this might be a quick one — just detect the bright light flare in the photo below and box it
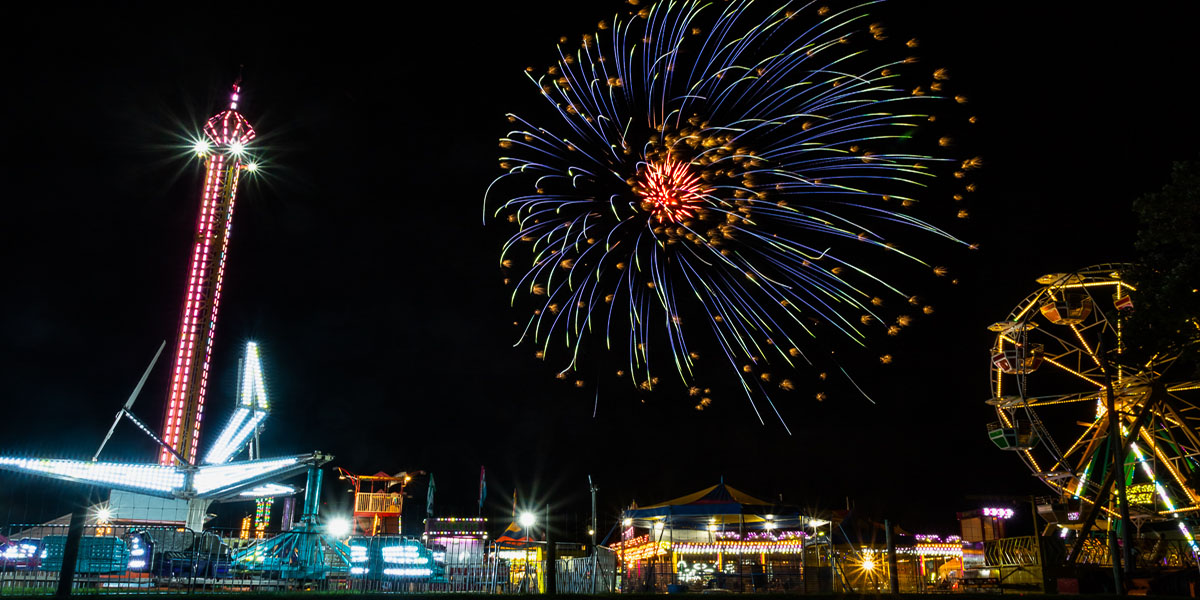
[518,512,536,528]
[193,140,211,156]
[230,141,245,155]
[90,504,113,525]
[244,161,258,173]
[862,558,876,571]
[327,516,352,538]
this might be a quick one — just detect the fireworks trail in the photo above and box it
[486,0,977,425]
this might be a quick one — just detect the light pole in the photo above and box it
[588,475,599,549]
[519,512,536,592]
[588,476,599,593]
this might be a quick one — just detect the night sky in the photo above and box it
[3,2,1199,538]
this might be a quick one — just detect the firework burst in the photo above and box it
[486,0,976,426]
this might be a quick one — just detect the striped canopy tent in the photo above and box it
[493,520,538,547]
[622,481,806,530]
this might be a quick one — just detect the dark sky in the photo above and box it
[2,2,1199,537]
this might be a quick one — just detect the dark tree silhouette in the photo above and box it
[1128,157,1200,373]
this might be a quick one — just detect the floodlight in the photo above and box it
[327,516,352,538]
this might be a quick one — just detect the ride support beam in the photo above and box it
[1158,389,1200,467]
[55,510,86,597]
[1066,389,1160,564]
[1105,370,1133,582]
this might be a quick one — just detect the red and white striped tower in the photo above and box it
[159,82,256,466]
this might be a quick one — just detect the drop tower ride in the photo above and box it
[160,82,256,466]
[0,79,331,533]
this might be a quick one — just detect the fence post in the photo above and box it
[545,503,557,594]
[55,510,86,597]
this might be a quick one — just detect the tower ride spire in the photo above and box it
[159,81,256,466]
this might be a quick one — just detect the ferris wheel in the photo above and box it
[986,263,1200,539]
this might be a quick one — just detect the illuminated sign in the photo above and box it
[1127,483,1156,506]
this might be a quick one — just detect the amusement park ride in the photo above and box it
[0,81,330,532]
[0,79,451,587]
[986,264,1200,565]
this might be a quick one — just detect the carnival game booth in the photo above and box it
[839,530,964,594]
[423,517,490,591]
[612,482,824,593]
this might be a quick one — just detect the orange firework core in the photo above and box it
[637,158,707,223]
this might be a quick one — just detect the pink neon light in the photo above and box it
[159,85,255,465]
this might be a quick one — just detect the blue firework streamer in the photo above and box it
[487,0,976,426]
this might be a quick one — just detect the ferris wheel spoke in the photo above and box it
[1053,419,1106,475]
[1011,288,1052,323]
[1143,353,1167,369]
[1160,506,1200,516]
[1070,440,1108,500]
[1160,395,1200,459]
[1021,394,1101,408]
[1157,403,1200,432]
[1065,416,1104,458]
[1045,474,1120,519]
[1025,406,1070,466]
[1068,324,1106,370]
[1024,449,1044,475]
[1125,427,1196,518]
[1027,329,1094,370]
[1041,354,1106,389]
[1139,427,1199,505]
[1167,382,1200,396]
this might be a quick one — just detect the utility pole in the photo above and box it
[589,475,598,549]
[545,503,557,594]
[589,475,598,593]
[885,519,899,594]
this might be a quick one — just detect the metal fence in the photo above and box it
[1,522,623,596]
[1,523,350,595]
[555,546,616,594]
